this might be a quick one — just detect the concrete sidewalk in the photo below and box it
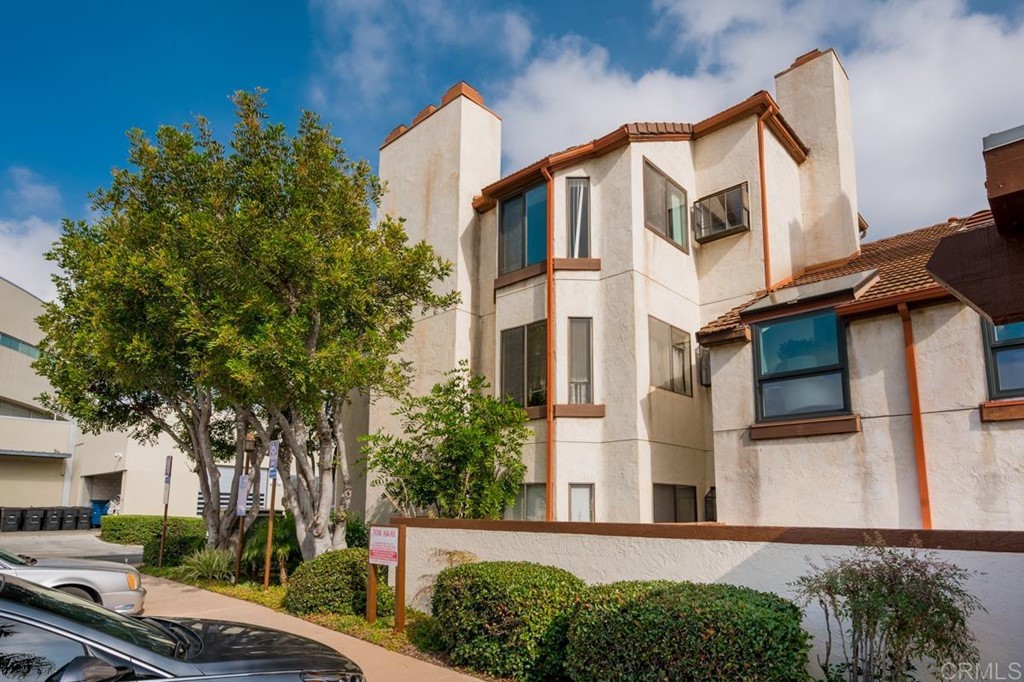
[142,576,481,681]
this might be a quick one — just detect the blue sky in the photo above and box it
[2,0,1023,299]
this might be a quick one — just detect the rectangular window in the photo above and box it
[566,177,590,258]
[653,484,697,523]
[499,184,548,275]
[500,321,547,407]
[643,160,688,252]
[0,331,40,359]
[693,183,750,243]
[753,309,850,421]
[507,483,547,521]
[648,317,692,396]
[569,484,594,522]
[983,320,1024,399]
[568,318,593,404]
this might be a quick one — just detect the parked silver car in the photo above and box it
[0,547,145,614]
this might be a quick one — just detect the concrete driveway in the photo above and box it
[0,529,142,564]
[144,576,481,681]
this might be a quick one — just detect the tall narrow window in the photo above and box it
[753,309,849,421]
[648,317,692,396]
[501,321,547,407]
[499,184,548,275]
[643,160,688,252]
[569,318,593,404]
[566,178,590,258]
[983,320,1024,399]
[569,484,594,522]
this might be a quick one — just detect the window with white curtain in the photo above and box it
[569,318,593,404]
[569,484,594,522]
[566,177,590,258]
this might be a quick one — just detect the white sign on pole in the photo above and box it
[236,474,249,517]
[268,440,280,481]
[162,456,172,505]
[368,526,399,567]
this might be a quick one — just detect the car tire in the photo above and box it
[58,586,97,602]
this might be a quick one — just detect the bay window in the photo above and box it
[643,160,688,252]
[753,309,850,421]
[499,184,547,275]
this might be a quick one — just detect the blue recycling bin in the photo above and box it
[90,499,110,528]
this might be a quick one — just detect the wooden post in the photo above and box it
[157,501,169,568]
[395,524,406,633]
[157,455,172,568]
[366,562,378,625]
[262,477,277,591]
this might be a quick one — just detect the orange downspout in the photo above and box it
[898,303,933,529]
[757,110,774,291]
[542,165,556,522]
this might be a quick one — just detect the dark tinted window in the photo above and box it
[984,321,1024,399]
[0,618,84,682]
[0,579,175,656]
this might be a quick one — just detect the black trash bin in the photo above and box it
[59,507,78,530]
[42,508,62,531]
[22,508,42,532]
[76,507,91,530]
[0,508,22,532]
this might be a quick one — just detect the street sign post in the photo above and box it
[367,525,405,631]
[234,472,249,584]
[262,440,281,591]
[157,456,172,567]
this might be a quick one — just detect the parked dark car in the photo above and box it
[0,573,364,681]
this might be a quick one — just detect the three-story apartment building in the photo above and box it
[365,48,1024,530]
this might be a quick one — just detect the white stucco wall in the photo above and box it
[402,524,1024,679]
[711,302,1024,530]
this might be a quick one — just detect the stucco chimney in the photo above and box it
[774,49,860,265]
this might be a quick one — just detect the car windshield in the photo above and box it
[0,576,176,656]
[0,548,30,566]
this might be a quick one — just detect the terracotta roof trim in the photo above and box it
[474,91,809,213]
[380,81,499,151]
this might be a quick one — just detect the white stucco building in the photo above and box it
[367,48,1024,530]
[0,276,203,520]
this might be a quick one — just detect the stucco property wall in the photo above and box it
[401,523,1024,677]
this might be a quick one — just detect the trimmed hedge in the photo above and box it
[282,548,393,617]
[142,532,206,567]
[564,580,811,682]
[100,515,206,545]
[432,561,586,681]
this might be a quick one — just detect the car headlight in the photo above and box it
[126,572,140,590]
[301,672,363,682]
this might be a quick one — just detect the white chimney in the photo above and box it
[775,49,860,265]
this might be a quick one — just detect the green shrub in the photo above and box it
[432,561,585,680]
[101,515,206,545]
[179,549,234,582]
[142,532,206,567]
[282,548,393,617]
[345,514,368,549]
[240,513,302,583]
[564,580,811,682]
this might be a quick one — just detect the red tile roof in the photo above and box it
[696,210,994,342]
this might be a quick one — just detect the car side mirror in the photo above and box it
[49,656,120,682]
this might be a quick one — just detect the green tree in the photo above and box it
[36,89,456,558]
[361,361,530,519]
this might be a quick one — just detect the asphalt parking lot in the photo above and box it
[0,529,142,564]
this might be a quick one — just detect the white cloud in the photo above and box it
[493,0,1024,238]
[310,0,533,108]
[3,166,62,217]
[0,216,62,301]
